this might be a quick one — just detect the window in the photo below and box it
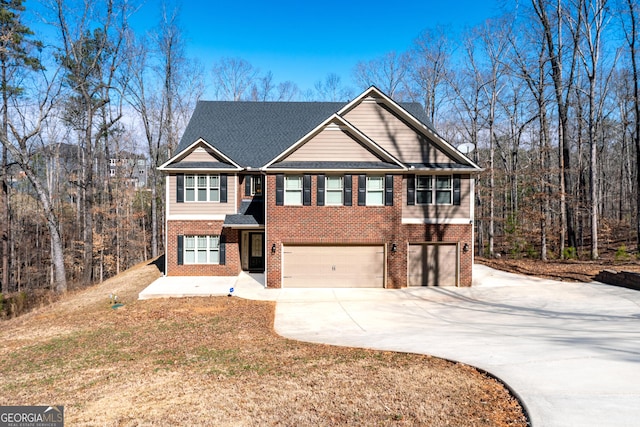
[435,175,452,204]
[285,175,303,205]
[366,176,384,205]
[184,235,220,264]
[326,176,343,205]
[109,169,116,177]
[184,174,220,202]
[109,158,116,166]
[415,175,452,205]
[252,175,263,196]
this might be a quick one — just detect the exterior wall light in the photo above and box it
[271,243,276,254]
[463,243,469,253]
[391,243,397,252]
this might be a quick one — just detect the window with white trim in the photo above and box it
[326,176,343,205]
[416,175,453,205]
[366,176,384,205]
[284,175,303,205]
[184,235,220,264]
[185,174,220,202]
[252,175,263,196]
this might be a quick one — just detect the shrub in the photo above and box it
[563,246,577,260]
[615,245,630,261]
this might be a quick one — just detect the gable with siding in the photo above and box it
[343,97,454,165]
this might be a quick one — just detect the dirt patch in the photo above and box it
[0,259,527,426]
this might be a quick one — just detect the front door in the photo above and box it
[248,232,264,271]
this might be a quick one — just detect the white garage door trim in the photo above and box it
[282,244,386,288]
[408,242,459,287]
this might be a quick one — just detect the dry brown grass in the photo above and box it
[0,259,527,426]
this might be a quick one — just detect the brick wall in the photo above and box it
[166,220,240,276]
[266,174,474,288]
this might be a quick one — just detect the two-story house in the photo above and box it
[158,86,481,288]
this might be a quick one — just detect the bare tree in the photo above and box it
[622,0,640,253]
[276,80,300,101]
[53,0,131,284]
[408,27,453,125]
[532,0,582,256]
[0,0,43,294]
[0,67,67,292]
[573,0,612,259]
[353,51,409,100]
[314,73,352,101]
[211,57,258,101]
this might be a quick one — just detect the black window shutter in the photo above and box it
[177,235,184,265]
[303,174,311,206]
[244,175,252,196]
[176,174,184,203]
[317,174,325,206]
[344,175,352,206]
[453,174,461,206]
[276,174,284,206]
[220,174,228,203]
[385,175,394,206]
[357,175,366,206]
[219,235,226,265]
[407,174,415,206]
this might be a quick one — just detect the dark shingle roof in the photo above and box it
[177,101,344,168]
[177,99,433,169]
[224,199,264,226]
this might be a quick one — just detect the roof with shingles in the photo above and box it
[176,100,433,169]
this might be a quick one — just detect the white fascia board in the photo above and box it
[167,214,227,221]
[160,167,242,173]
[402,218,473,225]
[339,86,482,171]
[158,138,242,171]
[265,168,405,174]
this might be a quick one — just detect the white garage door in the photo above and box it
[408,243,458,287]
[283,245,385,288]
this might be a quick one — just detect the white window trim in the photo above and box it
[185,174,221,203]
[184,235,220,264]
[366,176,384,206]
[284,175,303,206]
[325,175,344,206]
[416,175,453,206]
[251,175,263,196]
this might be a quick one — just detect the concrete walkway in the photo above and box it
[140,266,640,427]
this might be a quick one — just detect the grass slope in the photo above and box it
[0,260,526,426]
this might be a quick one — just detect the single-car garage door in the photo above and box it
[283,245,385,288]
[408,243,458,287]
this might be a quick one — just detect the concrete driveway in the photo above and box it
[273,265,640,427]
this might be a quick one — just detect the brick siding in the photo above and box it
[266,174,474,288]
[166,220,240,276]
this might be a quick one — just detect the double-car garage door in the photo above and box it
[282,243,459,288]
[282,245,385,288]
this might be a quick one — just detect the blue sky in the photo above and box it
[130,0,503,95]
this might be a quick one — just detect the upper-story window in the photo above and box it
[252,175,263,196]
[366,176,385,206]
[416,175,453,205]
[284,175,303,205]
[326,176,344,205]
[185,174,220,202]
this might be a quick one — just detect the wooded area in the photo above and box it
[0,0,639,302]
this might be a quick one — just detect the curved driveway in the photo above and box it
[273,265,640,427]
